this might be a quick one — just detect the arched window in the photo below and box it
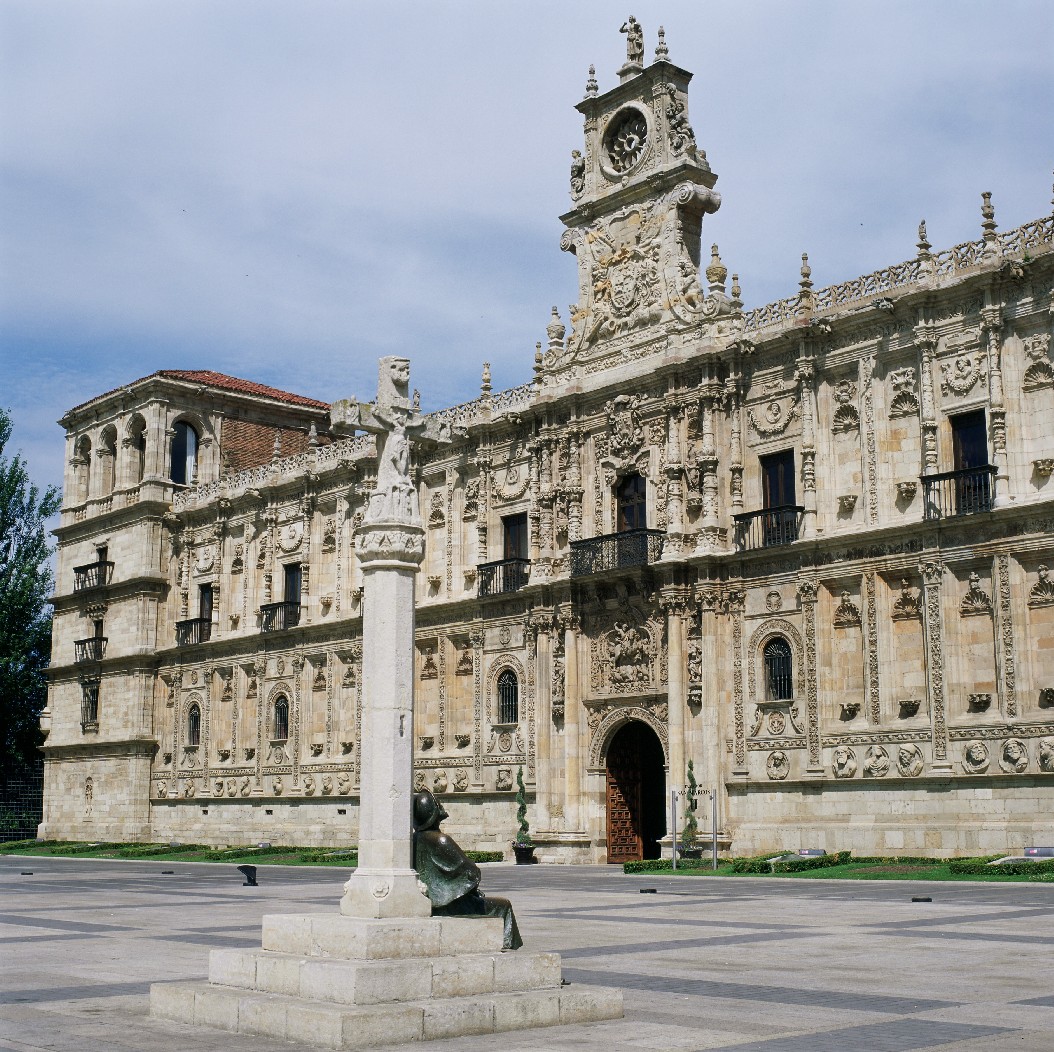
[763,637,793,700]
[273,695,289,741]
[616,472,647,532]
[170,421,199,486]
[497,670,519,724]
[128,415,147,483]
[74,435,92,503]
[100,426,117,494]
[186,703,201,746]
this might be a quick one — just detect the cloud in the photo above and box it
[2,0,1052,492]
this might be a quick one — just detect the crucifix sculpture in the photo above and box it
[330,356,451,917]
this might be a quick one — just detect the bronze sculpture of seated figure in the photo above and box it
[412,790,523,950]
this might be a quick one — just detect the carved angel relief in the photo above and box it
[1022,333,1053,391]
[888,368,920,417]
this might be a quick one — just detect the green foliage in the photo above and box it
[0,408,61,779]
[465,851,503,863]
[514,765,531,846]
[623,857,716,874]
[948,856,1054,876]
[771,850,851,873]
[681,759,699,849]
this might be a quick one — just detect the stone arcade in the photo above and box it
[42,20,1054,864]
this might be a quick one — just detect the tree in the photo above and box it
[0,408,60,787]
[681,758,699,851]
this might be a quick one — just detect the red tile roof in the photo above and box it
[155,370,330,409]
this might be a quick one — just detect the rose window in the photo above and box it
[605,110,648,173]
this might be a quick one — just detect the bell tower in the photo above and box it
[551,21,726,373]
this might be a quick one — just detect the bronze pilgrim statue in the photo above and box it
[412,790,523,950]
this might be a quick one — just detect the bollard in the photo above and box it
[237,864,258,887]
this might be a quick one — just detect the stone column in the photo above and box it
[561,611,584,833]
[661,592,688,798]
[798,580,823,778]
[339,515,431,918]
[915,325,939,474]
[982,304,1011,506]
[530,613,554,830]
[796,352,817,538]
[919,558,951,773]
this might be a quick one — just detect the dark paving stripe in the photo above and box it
[868,907,1054,930]
[1012,993,1054,1007]
[534,910,807,931]
[0,913,133,934]
[704,1018,1013,1051]
[563,967,960,1015]
[145,931,259,948]
[0,982,151,1005]
[559,928,816,960]
[879,927,1054,946]
[0,933,96,945]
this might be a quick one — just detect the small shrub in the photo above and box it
[948,856,1054,876]
[771,850,851,873]
[466,851,504,864]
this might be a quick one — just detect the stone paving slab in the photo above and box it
[2,855,1053,1050]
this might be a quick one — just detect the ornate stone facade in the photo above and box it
[41,22,1054,861]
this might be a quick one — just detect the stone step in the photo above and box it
[151,978,624,1049]
[209,947,562,1004]
[260,913,505,959]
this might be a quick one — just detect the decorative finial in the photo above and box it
[705,244,727,295]
[655,25,668,61]
[272,432,281,462]
[730,273,742,312]
[799,253,813,291]
[916,219,931,255]
[585,64,598,97]
[1050,169,1053,217]
[307,422,319,449]
[981,191,997,238]
[546,305,566,348]
[481,362,492,398]
[534,343,544,382]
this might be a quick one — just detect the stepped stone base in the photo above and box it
[150,913,622,1048]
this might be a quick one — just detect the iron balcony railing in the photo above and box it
[73,560,114,591]
[260,601,301,633]
[175,617,212,646]
[921,465,996,521]
[569,528,665,577]
[477,558,531,597]
[733,505,805,551]
[74,637,107,663]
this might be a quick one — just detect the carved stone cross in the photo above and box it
[329,357,452,918]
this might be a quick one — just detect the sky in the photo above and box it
[2,0,1052,496]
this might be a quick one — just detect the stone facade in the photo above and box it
[42,24,1054,861]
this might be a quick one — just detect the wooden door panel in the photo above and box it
[606,728,644,863]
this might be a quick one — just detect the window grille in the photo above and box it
[274,696,290,741]
[764,638,793,700]
[80,679,100,731]
[497,670,519,724]
[186,704,201,746]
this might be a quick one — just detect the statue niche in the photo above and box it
[590,616,661,695]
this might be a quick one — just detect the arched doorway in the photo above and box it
[605,720,666,864]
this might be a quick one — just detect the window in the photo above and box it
[283,563,302,604]
[764,638,793,700]
[199,584,214,623]
[273,696,290,741]
[186,703,201,746]
[170,421,199,485]
[497,669,519,724]
[502,513,529,560]
[80,679,100,730]
[951,410,988,470]
[760,450,796,508]
[100,427,117,494]
[616,472,647,532]
[75,436,92,503]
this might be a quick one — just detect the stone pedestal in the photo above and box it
[151,913,623,1048]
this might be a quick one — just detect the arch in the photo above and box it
[589,704,669,769]
[99,425,118,495]
[73,435,92,503]
[126,413,147,483]
[186,701,201,746]
[497,669,519,724]
[746,617,805,705]
[603,718,667,863]
[170,419,200,486]
[486,655,526,724]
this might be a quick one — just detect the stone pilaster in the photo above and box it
[798,580,822,776]
[919,558,951,771]
[660,590,690,795]
[560,610,584,833]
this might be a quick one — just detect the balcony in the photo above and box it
[733,505,805,551]
[74,637,107,663]
[260,601,301,633]
[921,465,996,521]
[73,560,114,591]
[477,558,531,597]
[569,529,664,578]
[175,617,212,646]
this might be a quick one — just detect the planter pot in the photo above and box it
[513,844,536,865]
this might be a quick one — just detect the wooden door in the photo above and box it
[606,725,645,863]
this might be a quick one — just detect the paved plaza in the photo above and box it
[1,855,1053,1050]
